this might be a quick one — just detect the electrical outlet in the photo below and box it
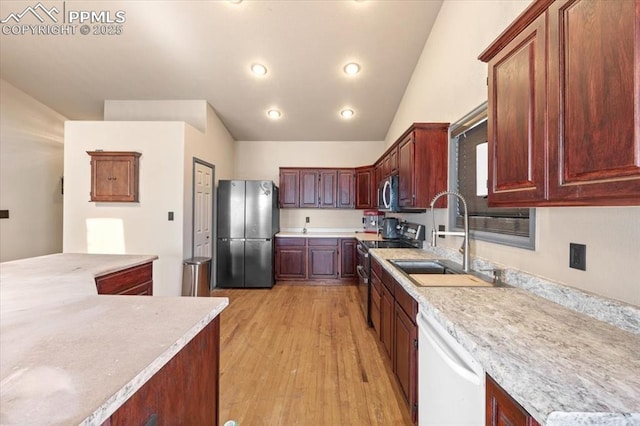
[438,225,445,238]
[569,243,586,271]
[305,217,310,223]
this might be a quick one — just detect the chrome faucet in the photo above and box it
[429,191,470,273]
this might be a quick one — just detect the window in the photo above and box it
[449,102,535,249]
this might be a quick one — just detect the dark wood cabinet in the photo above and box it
[371,258,419,423]
[275,237,355,282]
[88,151,140,202]
[308,238,339,279]
[300,169,320,208]
[108,317,220,426]
[279,169,300,208]
[319,170,337,208]
[337,170,355,208]
[486,374,540,426]
[370,269,382,334]
[279,167,358,209]
[340,238,356,279]
[380,283,394,361]
[355,166,375,209]
[275,238,307,279]
[394,300,418,423]
[398,134,415,208]
[396,124,449,209]
[95,262,153,295]
[480,0,640,206]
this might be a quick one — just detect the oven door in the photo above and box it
[356,242,371,325]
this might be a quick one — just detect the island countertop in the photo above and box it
[0,253,229,425]
[369,248,640,426]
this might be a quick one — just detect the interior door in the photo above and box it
[193,161,214,258]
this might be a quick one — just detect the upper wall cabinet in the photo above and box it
[88,151,140,202]
[279,167,355,209]
[396,123,449,209]
[479,0,640,206]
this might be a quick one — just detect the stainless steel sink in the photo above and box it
[389,258,502,287]
[389,259,464,275]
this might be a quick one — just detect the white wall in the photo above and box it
[0,79,66,262]
[234,140,386,231]
[105,100,207,133]
[387,0,640,306]
[63,121,186,296]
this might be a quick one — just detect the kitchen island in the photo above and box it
[0,253,228,425]
[370,248,640,425]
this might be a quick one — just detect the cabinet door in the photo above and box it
[89,152,140,202]
[398,133,415,207]
[337,169,355,208]
[279,169,300,208]
[339,238,356,279]
[355,166,374,209]
[394,301,418,424]
[275,239,307,279]
[486,14,547,206]
[308,239,339,279]
[486,375,540,426]
[319,170,337,208]
[547,0,640,204]
[300,170,320,208]
[370,272,382,334]
[389,148,398,175]
[380,284,394,362]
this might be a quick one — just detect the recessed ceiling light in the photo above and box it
[267,109,281,119]
[251,63,267,76]
[228,0,242,3]
[343,63,360,75]
[340,109,355,119]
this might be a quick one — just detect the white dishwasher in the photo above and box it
[417,308,485,425]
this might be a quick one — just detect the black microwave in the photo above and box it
[377,175,399,212]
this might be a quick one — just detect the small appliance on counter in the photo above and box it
[381,217,400,239]
[362,210,385,233]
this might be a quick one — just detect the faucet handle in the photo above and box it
[479,268,504,285]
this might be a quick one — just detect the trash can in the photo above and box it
[182,257,211,297]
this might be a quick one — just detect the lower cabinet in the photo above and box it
[486,375,540,426]
[95,262,153,295]
[107,317,220,425]
[275,237,356,282]
[371,257,418,424]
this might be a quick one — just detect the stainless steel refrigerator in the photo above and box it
[216,180,280,288]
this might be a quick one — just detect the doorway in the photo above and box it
[192,159,215,287]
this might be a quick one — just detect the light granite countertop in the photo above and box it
[0,253,229,425]
[277,230,385,240]
[370,248,640,426]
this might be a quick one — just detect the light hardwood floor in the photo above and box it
[212,283,412,426]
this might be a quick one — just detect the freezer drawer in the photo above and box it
[216,239,245,288]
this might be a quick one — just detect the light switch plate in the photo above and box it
[569,243,586,271]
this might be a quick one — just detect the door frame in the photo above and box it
[191,158,215,288]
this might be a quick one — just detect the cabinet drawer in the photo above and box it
[308,238,338,246]
[394,280,418,322]
[95,263,153,295]
[381,268,395,295]
[371,257,383,279]
[276,237,306,247]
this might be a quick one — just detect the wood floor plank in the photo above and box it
[213,283,412,425]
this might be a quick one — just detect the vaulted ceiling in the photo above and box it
[0,0,443,141]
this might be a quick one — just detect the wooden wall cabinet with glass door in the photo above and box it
[480,0,640,206]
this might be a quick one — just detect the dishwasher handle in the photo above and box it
[418,311,483,386]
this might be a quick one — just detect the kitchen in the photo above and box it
[1,0,639,425]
